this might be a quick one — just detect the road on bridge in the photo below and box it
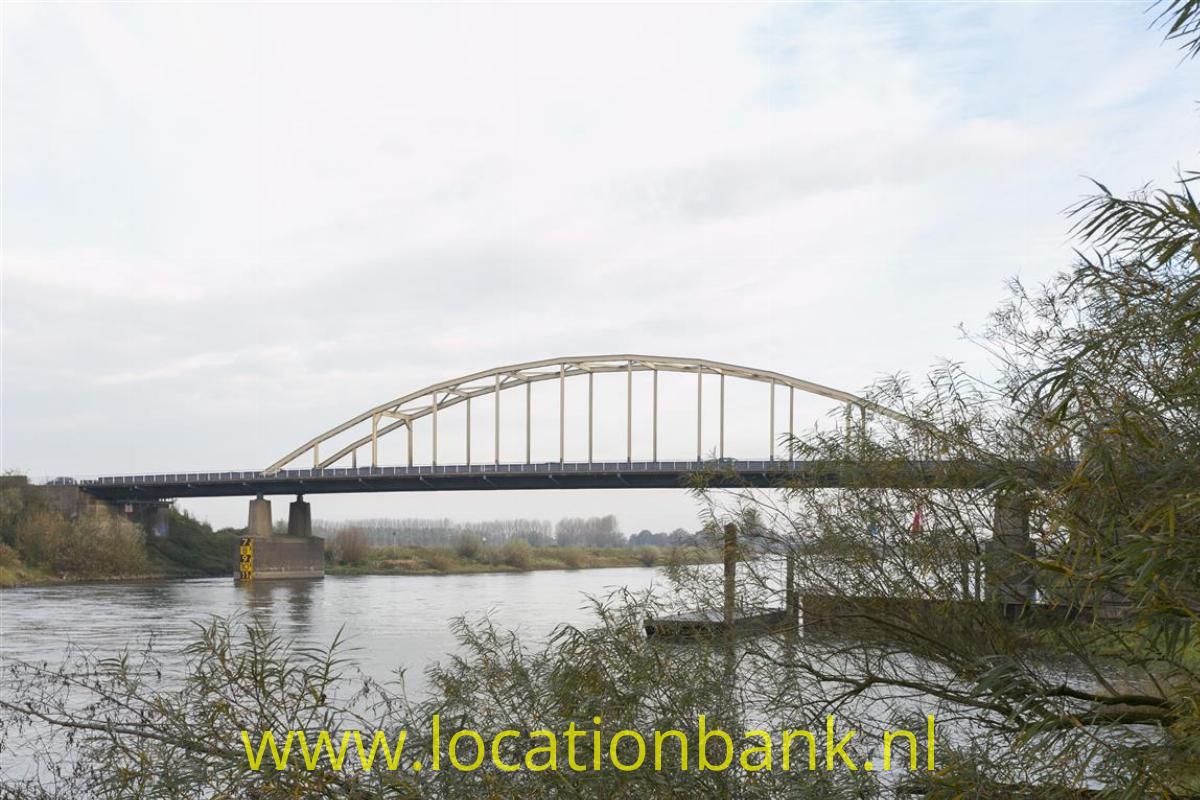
[77,459,1012,502]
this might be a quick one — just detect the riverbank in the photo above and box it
[0,545,721,587]
[0,477,241,588]
[0,566,175,589]
[328,544,720,577]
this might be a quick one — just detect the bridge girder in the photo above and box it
[264,355,914,476]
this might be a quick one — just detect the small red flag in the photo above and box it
[909,504,923,534]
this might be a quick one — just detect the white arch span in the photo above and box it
[264,355,909,475]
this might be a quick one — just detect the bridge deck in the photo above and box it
[74,459,1006,501]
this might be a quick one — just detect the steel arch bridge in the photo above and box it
[264,354,907,475]
[72,355,1046,590]
[81,354,979,504]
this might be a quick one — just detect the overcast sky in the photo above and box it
[3,2,1197,532]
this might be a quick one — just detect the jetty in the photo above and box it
[644,523,798,639]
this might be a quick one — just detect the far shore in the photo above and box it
[327,557,712,578]
[0,568,175,590]
[325,542,720,578]
[2,546,721,589]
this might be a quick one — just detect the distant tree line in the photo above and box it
[312,514,705,548]
[628,527,703,547]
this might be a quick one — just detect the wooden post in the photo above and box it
[786,552,798,625]
[723,523,737,627]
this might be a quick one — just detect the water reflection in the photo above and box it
[0,568,664,696]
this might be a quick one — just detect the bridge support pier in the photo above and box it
[247,495,273,537]
[985,492,1035,616]
[287,496,312,537]
[237,495,324,582]
[111,498,172,538]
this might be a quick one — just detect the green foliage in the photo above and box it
[555,546,586,569]
[145,509,239,577]
[453,533,483,560]
[333,527,370,566]
[0,606,870,799]
[328,543,716,576]
[0,542,20,569]
[1155,0,1200,58]
[0,479,151,580]
[501,538,532,570]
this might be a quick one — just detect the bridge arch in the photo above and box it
[264,355,909,475]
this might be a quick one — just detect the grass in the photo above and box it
[0,561,53,588]
[326,544,719,576]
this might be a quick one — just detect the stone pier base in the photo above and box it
[236,536,324,581]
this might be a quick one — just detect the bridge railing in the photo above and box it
[79,460,801,486]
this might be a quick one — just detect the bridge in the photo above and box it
[79,458,1002,501]
[80,354,919,505]
[70,352,926,546]
[71,355,1034,583]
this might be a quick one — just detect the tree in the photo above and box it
[332,526,369,566]
[692,121,1200,800]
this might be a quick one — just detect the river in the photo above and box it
[0,567,665,696]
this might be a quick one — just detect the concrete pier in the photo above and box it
[247,495,273,537]
[237,536,324,581]
[236,495,324,582]
[287,496,312,537]
[985,492,1035,610]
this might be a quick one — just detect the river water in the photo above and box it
[0,567,665,697]
[1,566,1134,792]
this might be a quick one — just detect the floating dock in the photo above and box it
[644,522,799,639]
[645,607,792,638]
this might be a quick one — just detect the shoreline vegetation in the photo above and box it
[0,545,714,588]
[0,484,241,588]
[0,475,716,588]
[325,543,719,577]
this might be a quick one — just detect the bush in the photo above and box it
[501,539,532,570]
[0,542,21,569]
[13,509,71,569]
[557,546,586,569]
[73,512,149,576]
[636,546,660,567]
[333,527,370,566]
[454,534,483,560]
[145,509,238,576]
[14,507,148,577]
[426,551,455,572]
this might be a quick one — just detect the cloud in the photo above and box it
[3,2,1197,529]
